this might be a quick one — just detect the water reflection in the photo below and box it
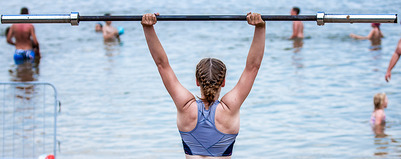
[372,123,401,157]
[370,49,383,72]
[373,123,388,156]
[104,40,121,57]
[292,38,303,53]
[291,39,304,71]
[373,124,386,138]
[291,53,304,70]
[5,60,42,158]
[9,60,40,100]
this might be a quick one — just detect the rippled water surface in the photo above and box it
[1,0,401,158]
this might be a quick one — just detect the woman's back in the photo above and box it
[180,100,237,156]
[370,28,383,46]
[142,12,266,157]
[178,100,240,134]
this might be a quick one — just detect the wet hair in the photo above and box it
[97,23,103,27]
[371,23,380,29]
[196,58,226,105]
[373,93,386,110]
[292,7,300,15]
[20,7,29,15]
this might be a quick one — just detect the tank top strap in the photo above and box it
[209,100,220,125]
[196,100,204,123]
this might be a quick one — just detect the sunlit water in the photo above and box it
[1,0,401,158]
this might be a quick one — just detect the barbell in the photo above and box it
[0,12,397,26]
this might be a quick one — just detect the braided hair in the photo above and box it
[196,58,226,105]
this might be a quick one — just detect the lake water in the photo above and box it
[1,0,401,158]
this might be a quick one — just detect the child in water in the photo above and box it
[371,93,387,126]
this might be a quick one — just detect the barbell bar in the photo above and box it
[0,12,397,26]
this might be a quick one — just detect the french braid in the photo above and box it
[196,58,226,105]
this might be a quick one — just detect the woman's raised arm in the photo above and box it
[142,13,195,111]
[221,12,266,112]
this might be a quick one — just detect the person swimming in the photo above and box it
[142,12,265,157]
[95,23,103,32]
[350,23,384,50]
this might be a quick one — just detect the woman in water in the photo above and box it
[142,12,265,157]
[350,23,384,50]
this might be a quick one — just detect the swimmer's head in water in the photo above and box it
[291,7,300,15]
[373,93,387,110]
[20,7,28,15]
[371,23,380,28]
[104,13,112,24]
[196,58,226,105]
[95,23,103,32]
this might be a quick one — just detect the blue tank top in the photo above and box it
[179,100,238,156]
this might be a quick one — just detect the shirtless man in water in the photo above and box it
[290,7,304,39]
[102,13,120,42]
[7,7,39,65]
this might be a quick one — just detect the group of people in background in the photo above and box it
[288,6,394,136]
[4,6,401,156]
[346,12,400,136]
[95,13,122,42]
